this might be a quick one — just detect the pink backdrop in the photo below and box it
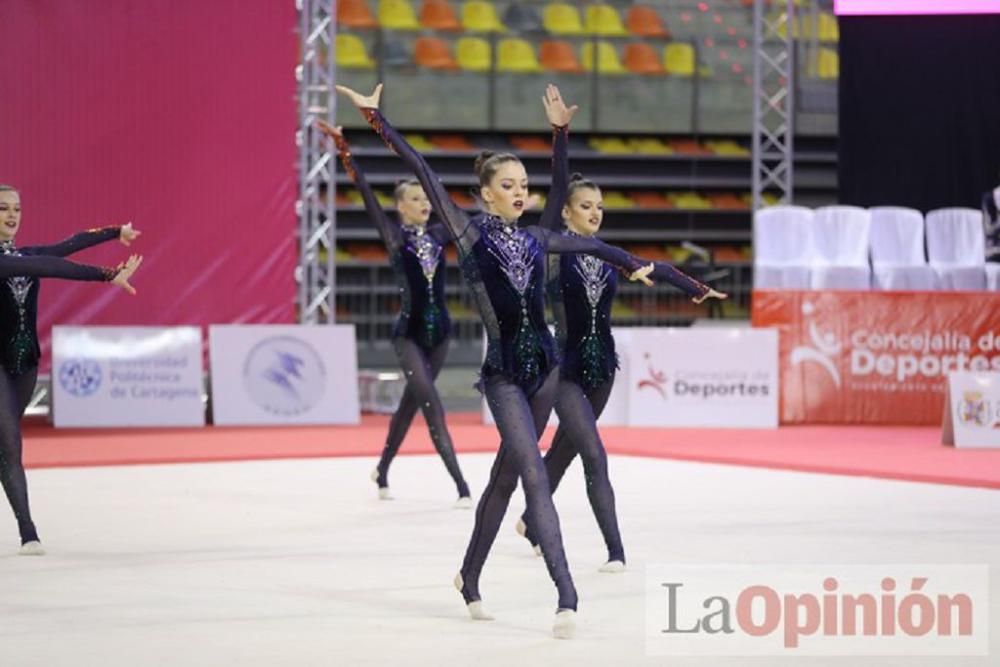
[1,0,299,370]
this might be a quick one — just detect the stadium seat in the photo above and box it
[509,135,551,151]
[623,42,665,74]
[462,1,506,32]
[589,137,633,154]
[403,134,437,151]
[543,3,585,35]
[338,0,378,29]
[497,38,542,73]
[585,4,628,36]
[420,0,461,31]
[705,140,749,156]
[818,11,839,42]
[626,5,670,38]
[602,191,635,209]
[429,134,475,150]
[868,207,937,290]
[382,38,412,66]
[539,40,584,73]
[582,41,627,75]
[670,191,712,209]
[809,206,872,290]
[627,138,672,154]
[668,139,710,155]
[336,34,376,69]
[817,48,839,79]
[503,3,544,33]
[629,191,673,208]
[414,37,458,69]
[664,43,695,76]
[456,37,491,71]
[379,0,421,30]
[926,208,987,290]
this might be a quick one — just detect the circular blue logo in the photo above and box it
[59,359,102,397]
[243,336,326,416]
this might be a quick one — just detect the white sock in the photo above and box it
[598,560,626,573]
[453,496,473,510]
[19,541,45,556]
[370,469,392,500]
[553,609,576,639]
[454,573,494,621]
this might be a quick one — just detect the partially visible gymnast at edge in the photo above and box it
[315,121,472,507]
[0,184,143,555]
[337,81,683,639]
[515,173,726,571]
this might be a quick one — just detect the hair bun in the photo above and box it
[473,151,496,178]
[569,172,585,183]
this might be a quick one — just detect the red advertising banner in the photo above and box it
[751,290,1000,424]
[1,1,298,371]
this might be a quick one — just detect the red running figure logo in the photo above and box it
[637,352,668,399]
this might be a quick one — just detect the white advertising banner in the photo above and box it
[52,326,204,428]
[941,372,1000,448]
[625,328,779,428]
[209,324,360,426]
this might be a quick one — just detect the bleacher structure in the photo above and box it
[300,0,840,364]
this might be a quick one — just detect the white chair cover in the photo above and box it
[753,205,813,289]
[869,206,937,290]
[986,263,1000,291]
[925,208,986,291]
[809,206,871,290]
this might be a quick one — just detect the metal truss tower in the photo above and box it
[752,0,796,210]
[297,0,337,323]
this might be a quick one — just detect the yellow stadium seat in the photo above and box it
[664,43,694,77]
[589,137,633,154]
[602,191,635,209]
[336,34,375,69]
[585,4,628,36]
[497,38,542,73]
[670,191,712,209]
[582,41,627,75]
[379,0,421,30]
[543,3,585,35]
[705,140,749,156]
[403,133,437,151]
[818,48,839,79]
[628,138,673,155]
[818,12,839,42]
[462,1,506,32]
[456,37,492,71]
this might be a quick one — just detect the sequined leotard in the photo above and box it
[358,105,651,617]
[331,134,469,499]
[0,229,120,548]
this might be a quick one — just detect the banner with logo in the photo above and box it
[625,328,779,428]
[942,372,1000,448]
[209,325,360,426]
[52,326,204,427]
[751,291,1000,424]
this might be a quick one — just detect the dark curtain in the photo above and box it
[838,15,1000,212]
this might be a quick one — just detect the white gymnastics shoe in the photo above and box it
[19,541,45,556]
[553,609,576,639]
[598,560,626,573]
[370,469,393,500]
[453,496,473,510]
